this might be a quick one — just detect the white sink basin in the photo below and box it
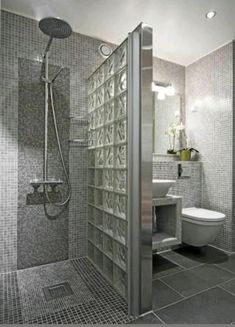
[152,179,176,198]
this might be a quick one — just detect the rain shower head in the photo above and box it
[39,17,72,59]
[39,17,72,39]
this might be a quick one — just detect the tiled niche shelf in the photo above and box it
[152,196,182,252]
[87,40,128,299]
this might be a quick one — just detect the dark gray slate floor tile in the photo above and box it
[162,246,228,269]
[220,278,235,295]
[130,312,162,324]
[156,287,235,324]
[216,254,235,273]
[161,249,203,269]
[152,279,183,310]
[161,264,234,297]
[153,254,183,279]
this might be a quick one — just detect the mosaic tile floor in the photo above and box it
[0,257,132,324]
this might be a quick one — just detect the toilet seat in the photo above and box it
[182,207,225,223]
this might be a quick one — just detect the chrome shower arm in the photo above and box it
[40,37,53,80]
[43,36,53,58]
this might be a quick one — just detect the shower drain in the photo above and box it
[43,282,74,301]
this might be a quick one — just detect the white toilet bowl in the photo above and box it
[182,207,225,247]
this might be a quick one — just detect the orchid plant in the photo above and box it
[165,121,185,154]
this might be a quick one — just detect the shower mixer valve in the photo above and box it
[27,179,64,205]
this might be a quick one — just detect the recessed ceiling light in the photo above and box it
[205,11,216,19]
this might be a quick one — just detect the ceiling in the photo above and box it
[2,0,235,66]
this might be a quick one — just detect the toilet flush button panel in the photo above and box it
[178,163,191,178]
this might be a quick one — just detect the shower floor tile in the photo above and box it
[0,257,131,324]
[17,260,94,322]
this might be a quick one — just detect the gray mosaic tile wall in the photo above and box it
[1,9,114,272]
[232,41,235,253]
[186,42,234,251]
[0,9,184,272]
[17,58,70,268]
[153,161,202,208]
[153,57,185,123]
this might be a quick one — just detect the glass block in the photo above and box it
[114,219,126,245]
[103,234,113,259]
[88,169,95,185]
[115,68,127,96]
[87,43,129,287]
[94,248,103,270]
[88,187,95,204]
[115,92,127,120]
[88,205,95,223]
[115,120,126,144]
[103,191,113,213]
[95,208,103,230]
[95,169,103,187]
[114,194,126,219]
[114,241,126,270]
[103,169,113,191]
[115,145,126,168]
[96,66,105,87]
[96,87,104,108]
[88,111,95,130]
[88,74,96,95]
[95,228,103,249]
[96,128,104,147]
[105,54,115,80]
[94,208,103,227]
[114,170,126,193]
[88,150,95,167]
[104,146,113,168]
[88,92,96,112]
[104,77,115,103]
[94,107,104,128]
[103,256,113,282]
[95,148,104,167]
[104,124,114,145]
[114,265,126,298]
[88,130,95,148]
[115,42,127,71]
[104,100,114,124]
[103,213,113,236]
[88,223,94,242]
[95,189,103,208]
[88,241,94,261]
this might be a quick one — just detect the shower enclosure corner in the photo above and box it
[87,23,153,317]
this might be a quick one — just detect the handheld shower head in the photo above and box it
[39,17,72,39]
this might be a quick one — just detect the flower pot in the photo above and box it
[180,150,191,161]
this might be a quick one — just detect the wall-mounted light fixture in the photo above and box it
[152,81,176,100]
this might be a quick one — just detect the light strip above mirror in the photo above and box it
[152,81,176,100]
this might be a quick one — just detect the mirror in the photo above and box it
[153,94,183,155]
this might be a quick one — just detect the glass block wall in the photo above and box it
[87,41,128,299]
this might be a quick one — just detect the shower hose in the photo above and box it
[44,82,72,207]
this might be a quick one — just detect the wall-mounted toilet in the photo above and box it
[182,207,225,247]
